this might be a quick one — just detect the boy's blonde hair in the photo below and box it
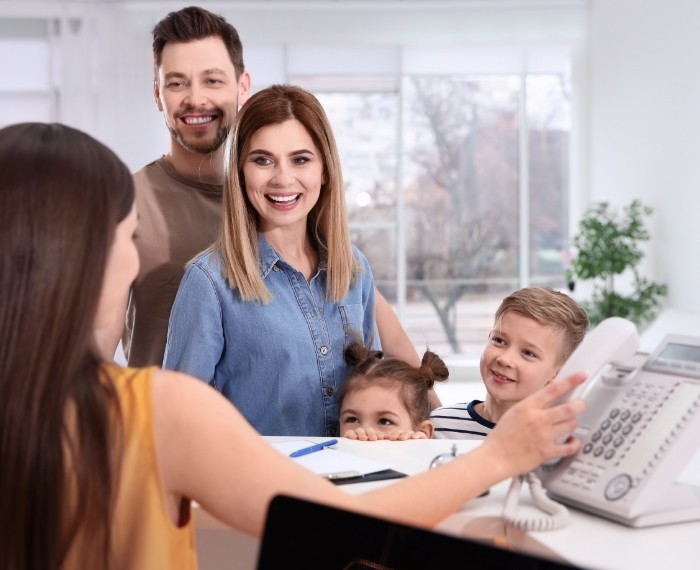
[494,287,589,365]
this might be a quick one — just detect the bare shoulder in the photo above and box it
[151,369,230,419]
[150,368,253,442]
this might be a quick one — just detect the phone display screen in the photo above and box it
[659,342,700,364]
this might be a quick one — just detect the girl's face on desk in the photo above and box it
[242,119,325,235]
[339,383,416,436]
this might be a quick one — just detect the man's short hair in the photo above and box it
[152,6,245,79]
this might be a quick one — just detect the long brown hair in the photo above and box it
[216,84,359,302]
[0,123,134,569]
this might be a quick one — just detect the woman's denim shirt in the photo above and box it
[163,235,378,437]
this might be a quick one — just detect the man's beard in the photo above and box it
[170,122,229,155]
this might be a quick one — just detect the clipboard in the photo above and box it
[270,440,407,485]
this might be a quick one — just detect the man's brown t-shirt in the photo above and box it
[123,157,222,366]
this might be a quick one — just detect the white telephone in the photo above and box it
[536,317,700,528]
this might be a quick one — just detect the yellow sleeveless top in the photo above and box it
[63,365,197,569]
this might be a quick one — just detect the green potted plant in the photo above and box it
[566,199,667,327]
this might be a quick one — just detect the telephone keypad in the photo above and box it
[558,378,700,496]
[588,405,644,461]
[586,382,679,467]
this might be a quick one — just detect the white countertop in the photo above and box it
[195,437,700,570]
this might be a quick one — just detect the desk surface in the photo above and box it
[195,437,700,570]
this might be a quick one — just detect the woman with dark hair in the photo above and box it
[0,122,138,568]
[0,122,587,569]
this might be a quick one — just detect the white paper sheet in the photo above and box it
[270,440,393,478]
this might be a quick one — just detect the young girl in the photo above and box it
[339,343,449,440]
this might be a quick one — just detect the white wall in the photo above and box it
[0,0,586,171]
[588,0,700,313]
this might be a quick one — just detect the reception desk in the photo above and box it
[195,437,700,570]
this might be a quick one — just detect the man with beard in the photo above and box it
[120,7,432,405]
[121,6,251,367]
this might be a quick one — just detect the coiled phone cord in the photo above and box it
[502,472,570,531]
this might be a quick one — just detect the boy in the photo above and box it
[431,287,589,439]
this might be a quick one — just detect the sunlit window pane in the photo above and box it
[402,75,520,354]
[308,72,571,356]
[315,92,398,224]
[527,74,571,284]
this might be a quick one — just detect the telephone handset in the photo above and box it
[541,317,640,459]
[536,322,700,528]
[549,316,640,411]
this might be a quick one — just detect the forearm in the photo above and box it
[353,443,508,528]
[159,369,587,539]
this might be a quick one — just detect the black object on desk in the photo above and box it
[257,495,587,570]
[327,468,406,486]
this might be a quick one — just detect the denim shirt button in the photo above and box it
[325,387,334,397]
[272,264,280,271]
[329,426,338,436]
[320,345,329,355]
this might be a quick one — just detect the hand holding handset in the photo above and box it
[545,317,639,459]
[550,316,640,408]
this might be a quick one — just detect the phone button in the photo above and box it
[605,474,633,501]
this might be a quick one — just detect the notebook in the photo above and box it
[270,440,406,485]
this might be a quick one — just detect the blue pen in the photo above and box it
[289,439,338,458]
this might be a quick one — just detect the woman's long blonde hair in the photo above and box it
[215,84,360,302]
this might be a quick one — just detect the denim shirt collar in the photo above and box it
[257,233,328,279]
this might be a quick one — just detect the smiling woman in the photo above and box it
[163,85,379,437]
[242,118,325,275]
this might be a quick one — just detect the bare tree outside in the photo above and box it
[402,76,519,352]
[318,74,570,355]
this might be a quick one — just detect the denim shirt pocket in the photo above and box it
[338,303,366,348]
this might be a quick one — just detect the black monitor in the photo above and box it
[256,495,587,570]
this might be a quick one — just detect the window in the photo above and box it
[0,21,56,128]
[306,53,572,356]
